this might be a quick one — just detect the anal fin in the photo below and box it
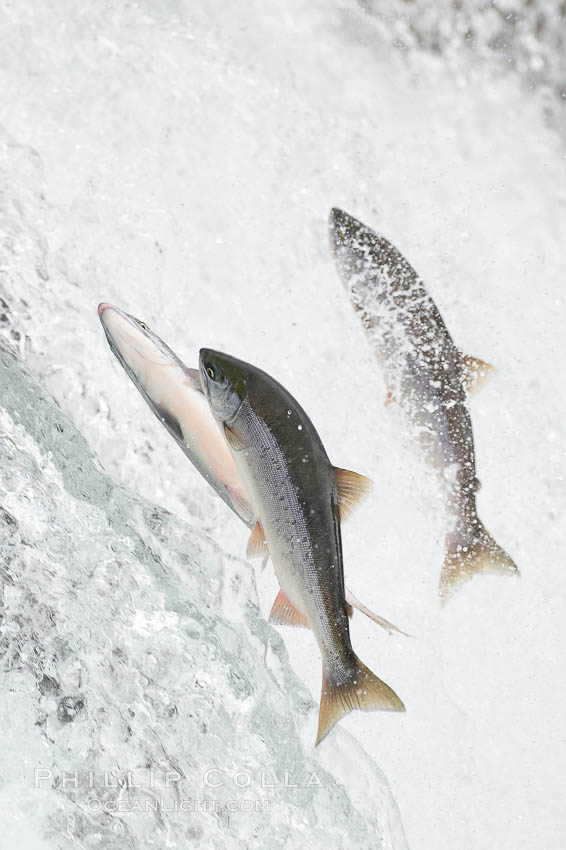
[269,589,310,629]
[246,520,269,568]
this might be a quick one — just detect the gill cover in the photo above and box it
[199,348,248,423]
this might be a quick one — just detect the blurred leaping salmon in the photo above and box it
[199,347,405,744]
[328,209,518,603]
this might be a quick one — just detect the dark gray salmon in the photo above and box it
[199,348,405,744]
[329,208,518,602]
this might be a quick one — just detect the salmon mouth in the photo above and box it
[99,306,169,367]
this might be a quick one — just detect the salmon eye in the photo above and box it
[206,366,216,379]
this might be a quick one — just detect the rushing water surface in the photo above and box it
[0,2,565,848]
[0,343,408,848]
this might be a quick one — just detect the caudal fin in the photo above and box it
[440,518,519,604]
[316,655,405,746]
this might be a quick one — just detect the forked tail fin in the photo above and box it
[440,518,519,604]
[316,655,405,746]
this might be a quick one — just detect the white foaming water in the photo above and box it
[0,345,407,849]
[0,2,564,848]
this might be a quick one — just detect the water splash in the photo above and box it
[0,343,407,849]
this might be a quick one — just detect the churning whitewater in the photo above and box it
[0,2,564,850]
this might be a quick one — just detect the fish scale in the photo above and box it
[231,396,349,663]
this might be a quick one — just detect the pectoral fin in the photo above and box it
[334,467,373,521]
[183,367,203,392]
[460,354,494,394]
[246,520,269,568]
[226,485,255,526]
[269,589,310,628]
[384,387,395,406]
[223,422,247,451]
